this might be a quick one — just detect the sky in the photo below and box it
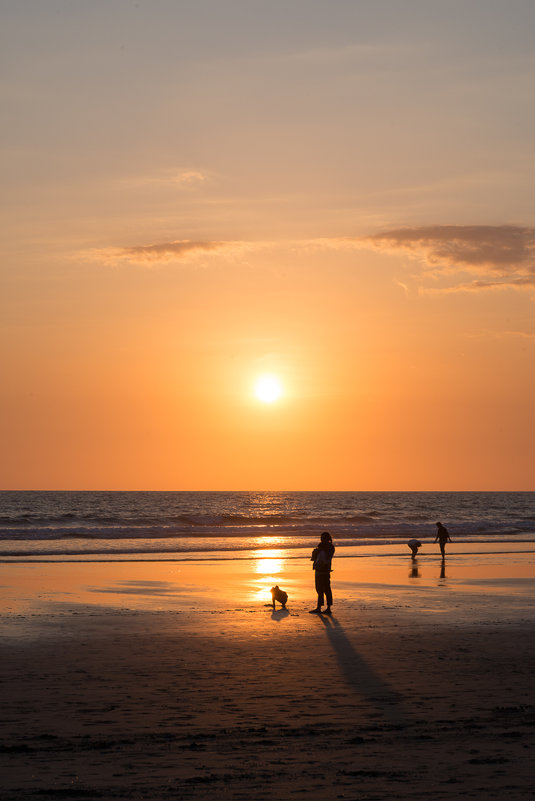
[1,0,534,490]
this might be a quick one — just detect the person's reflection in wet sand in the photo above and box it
[409,558,420,579]
[439,560,446,581]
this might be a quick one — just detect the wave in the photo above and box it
[0,521,534,543]
[0,512,378,527]
[1,513,533,535]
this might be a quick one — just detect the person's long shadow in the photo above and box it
[319,614,407,725]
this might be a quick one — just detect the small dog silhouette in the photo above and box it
[270,585,288,609]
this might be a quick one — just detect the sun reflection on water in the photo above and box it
[248,536,288,549]
[251,549,286,603]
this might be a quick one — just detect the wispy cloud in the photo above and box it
[466,327,535,341]
[86,239,249,266]
[86,237,349,267]
[171,169,208,186]
[420,275,535,295]
[120,167,210,189]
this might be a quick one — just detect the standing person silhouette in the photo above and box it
[434,522,451,558]
[309,531,335,614]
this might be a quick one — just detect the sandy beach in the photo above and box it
[1,549,534,800]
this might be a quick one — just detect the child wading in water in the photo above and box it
[310,531,335,614]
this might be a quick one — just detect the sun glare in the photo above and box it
[254,374,283,403]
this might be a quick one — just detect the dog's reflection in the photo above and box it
[271,607,290,621]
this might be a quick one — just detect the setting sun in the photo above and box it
[254,374,283,403]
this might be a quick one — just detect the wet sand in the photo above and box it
[1,550,534,800]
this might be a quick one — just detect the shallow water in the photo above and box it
[1,544,533,627]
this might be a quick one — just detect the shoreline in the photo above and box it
[1,538,535,563]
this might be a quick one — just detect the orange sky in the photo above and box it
[1,2,534,489]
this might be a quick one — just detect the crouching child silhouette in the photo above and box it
[408,539,422,559]
[309,531,335,614]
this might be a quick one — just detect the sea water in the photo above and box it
[0,491,533,561]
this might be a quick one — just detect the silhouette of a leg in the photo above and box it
[324,576,333,612]
[310,573,327,612]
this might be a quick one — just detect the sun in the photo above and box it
[254,374,283,403]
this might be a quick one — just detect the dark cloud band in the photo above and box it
[362,225,535,274]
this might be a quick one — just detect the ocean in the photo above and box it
[0,491,533,561]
